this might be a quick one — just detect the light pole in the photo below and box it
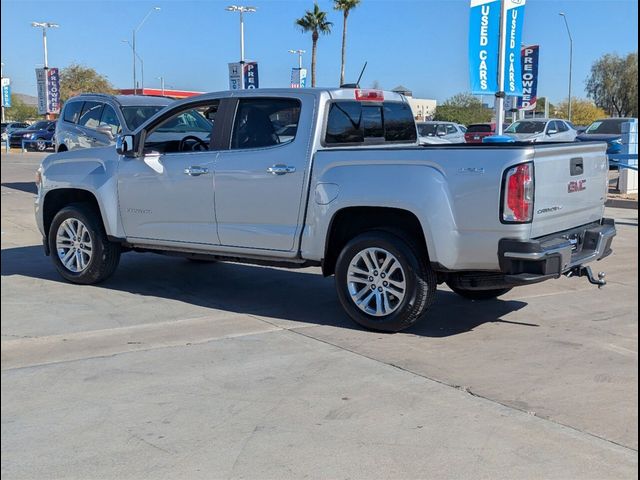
[157,76,165,96]
[132,7,160,94]
[559,13,573,121]
[122,40,145,94]
[31,22,59,69]
[288,49,305,70]
[226,5,256,89]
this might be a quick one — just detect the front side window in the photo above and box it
[231,98,301,150]
[446,124,457,134]
[78,102,104,129]
[144,101,218,154]
[557,121,569,132]
[99,105,121,135]
[63,101,84,124]
[417,123,438,137]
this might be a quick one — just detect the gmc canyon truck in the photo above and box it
[35,88,616,332]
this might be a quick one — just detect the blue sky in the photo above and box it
[1,0,637,103]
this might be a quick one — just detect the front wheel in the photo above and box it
[446,283,512,300]
[49,203,121,284]
[335,231,437,332]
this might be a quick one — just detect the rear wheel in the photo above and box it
[49,203,121,284]
[446,283,512,300]
[335,231,437,332]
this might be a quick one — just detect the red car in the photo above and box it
[464,123,496,143]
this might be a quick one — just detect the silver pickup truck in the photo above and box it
[35,88,616,332]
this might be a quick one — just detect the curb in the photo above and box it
[606,198,638,210]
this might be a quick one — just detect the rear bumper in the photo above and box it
[498,218,616,285]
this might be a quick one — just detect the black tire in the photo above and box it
[446,283,512,300]
[48,203,121,284]
[335,231,437,332]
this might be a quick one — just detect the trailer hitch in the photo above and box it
[565,265,607,288]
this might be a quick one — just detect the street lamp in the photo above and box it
[131,7,160,94]
[31,21,59,68]
[226,5,256,89]
[288,49,305,70]
[559,12,573,121]
[157,76,165,96]
[122,40,144,94]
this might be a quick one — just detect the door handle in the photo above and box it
[184,166,209,176]
[267,164,296,175]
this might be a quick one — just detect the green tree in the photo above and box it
[59,63,116,103]
[4,94,39,122]
[296,3,333,88]
[334,0,361,86]
[586,52,638,117]
[554,98,607,126]
[433,93,492,125]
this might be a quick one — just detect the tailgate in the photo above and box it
[531,142,608,237]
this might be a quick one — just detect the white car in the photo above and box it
[504,118,577,143]
[417,121,466,144]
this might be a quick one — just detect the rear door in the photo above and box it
[531,142,608,237]
[213,95,312,252]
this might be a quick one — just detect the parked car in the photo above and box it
[55,93,172,152]
[576,118,638,155]
[417,121,466,144]
[464,123,496,143]
[2,122,30,136]
[35,88,615,332]
[504,118,577,143]
[8,121,56,150]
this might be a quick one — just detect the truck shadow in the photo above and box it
[1,245,533,337]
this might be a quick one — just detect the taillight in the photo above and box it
[502,162,534,223]
[355,89,384,102]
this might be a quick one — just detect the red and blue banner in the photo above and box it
[468,0,501,94]
[517,45,539,110]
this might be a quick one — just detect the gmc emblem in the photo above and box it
[568,179,587,193]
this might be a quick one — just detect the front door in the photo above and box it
[118,101,221,245]
[214,96,309,252]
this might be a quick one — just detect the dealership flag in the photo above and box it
[468,0,501,94]
[517,45,539,110]
[502,0,526,96]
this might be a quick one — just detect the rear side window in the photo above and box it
[63,101,84,124]
[230,98,301,150]
[557,121,569,132]
[325,101,416,145]
[78,101,104,129]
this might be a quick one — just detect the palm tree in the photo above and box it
[334,0,361,87]
[295,3,333,87]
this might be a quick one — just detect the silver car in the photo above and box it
[417,121,467,144]
[504,118,577,143]
[54,93,172,152]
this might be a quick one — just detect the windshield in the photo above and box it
[122,106,167,130]
[505,121,546,134]
[585,119,628,135]
[28,121,50,130]
[417,124,438,136]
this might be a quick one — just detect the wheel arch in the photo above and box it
[322,206,430,277]
[43,189,108,246]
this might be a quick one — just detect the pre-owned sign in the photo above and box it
[517,45,539,110]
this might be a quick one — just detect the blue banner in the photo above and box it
[244,62,259,89]
[469,0,501,94]
[517,45,539,110]
[502,0,526,96]
[1,79,10,108]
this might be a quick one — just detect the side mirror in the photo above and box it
[547,129,558,135]
[97,126,115,139]
[115,134,135,156]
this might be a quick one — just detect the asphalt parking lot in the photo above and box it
[1,151,638,479]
